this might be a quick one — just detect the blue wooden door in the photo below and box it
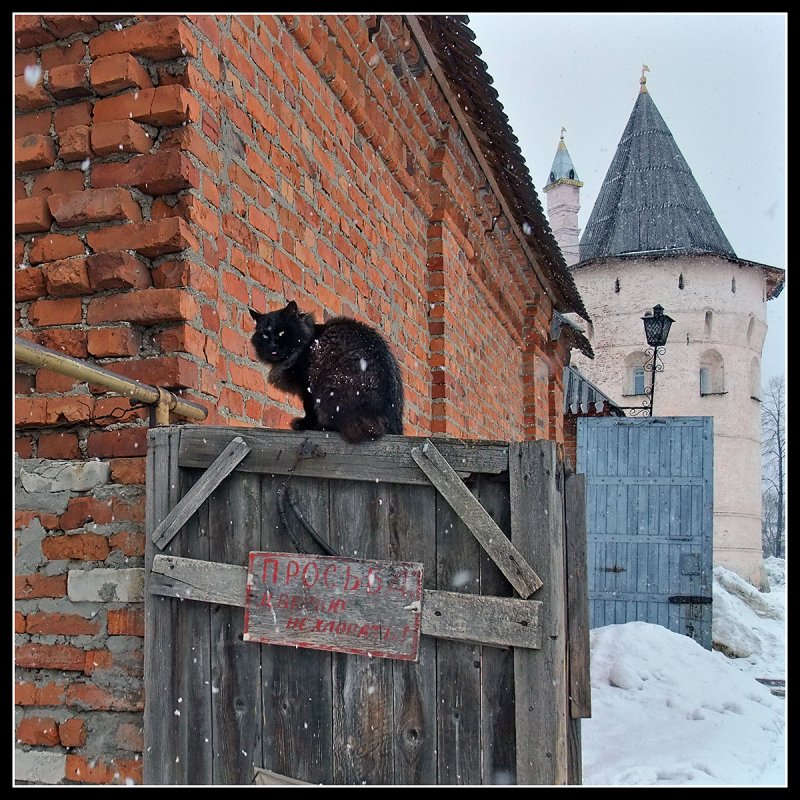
[576,417,713,649]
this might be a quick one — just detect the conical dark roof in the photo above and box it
[579,87,736,263]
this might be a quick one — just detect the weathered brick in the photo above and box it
[42,533,111,561]
[87,327,140,357]
[48,188,142,228]
[35,368,81,393]
[15,611,27,633]
[16,110,52,137]
[104,356,199,391]
[90,53,153,96]
[54,101,92,133]
[38,431,81,459]
[15,74,52,112]
[40,40,87,71]
[42,257,92,297]
[15,267,47,301]
[28,297,82,326]
[15,134,57,172]
[35,328,88,358]
[109,458,146,485]
[86,251,151,290]
[15,679,67,707]
[16,643,86,672]
[15,574,67,599]
[90,16,197,60]
[107,608,144,636]
[15,51,38,76]
[26,612,101,636]
[16,716,61,747]
[59,496,114,529]
[15,15,56,48]
[93,397,147,426]
[115,722,144,752]
[15,396,95,427]
[109,530,145,556]
[155,323,207,358]
[29,232,84,265]
[91,149,199,195]
[57,125,93,162]
[65,683,143,713]
[92,85,200,127]
[41,15,99,38]
[16,510,61,530]
[86,218,198,259]
[15,196,53,234]
[90,119,152,156]
[58,717,87,748]
[32,169,85,198]
[86,427,148,458]
[48,64,91,100]
[66,754,142,785]
[86,287,198,325]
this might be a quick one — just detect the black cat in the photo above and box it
[249,301,404,443]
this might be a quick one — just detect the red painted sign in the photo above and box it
[243,551,424,661]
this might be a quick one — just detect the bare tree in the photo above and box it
[761,375,786,558]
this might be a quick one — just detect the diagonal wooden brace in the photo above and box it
[411,439,543,597]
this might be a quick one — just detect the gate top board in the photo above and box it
[145,425,589,786]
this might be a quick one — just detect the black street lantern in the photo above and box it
[642,304,675,348]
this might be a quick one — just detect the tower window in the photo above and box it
[704,310,713,337]
[614,278,620,294]
[699,350,725,395]
[678,273,685,290]
[568,169,575,179]
[731,277,736,293]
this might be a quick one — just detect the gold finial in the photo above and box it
[640,64,650,93]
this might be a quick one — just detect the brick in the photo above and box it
[28,297,82,326]
[48,64,91,100]
[40,40,87,71]
[29,232,84,265]
[86,251,151,290]
[42,533,110,561]
[115,722,143,752]
[58,717,87,748]
[41,15,99,38]
[15,611,26,633]
[15,196,53,233]
[15,267,47,301]
[15,680,67,707]
[42,257,92,296]
[15,74,52,112]
[16,51,38,76]
[15,134,57,172]
[93,85,200,127]
[32,169,85,198]
[107,608,144,636]
[15,15,56,48]
[38,431,80,458]
[93,397,147,426]
[15,110,52,137]
[59,496,114,529]
[65,683,143,713]
[90,53,152,96]
[90,16,198,60]
[25,612,100,636]
[91,149,199,195]
[155,323,207,358]
[87,287,198,325]
[86,427,148,458]
[48,188,142,228]
[16,396,95,427]
[54,101,92,133]
[35,368,80,393]
[35,328,88,358]
[57,125,93,162]
[66,754,143,785]
[89,217,198,259]
[87,327,140,357]
[103,356,198,391]
[90,119,152,156]
[109,530,145,556]
[16,643,86,672]
[16,716,61,747]
[109,458,146,485]
[15,574,67,599]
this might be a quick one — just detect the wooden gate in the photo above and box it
[577,416,714,648]
[145,426,589,785]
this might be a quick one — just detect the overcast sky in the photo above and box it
[467,12,787,384]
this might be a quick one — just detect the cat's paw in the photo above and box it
[291,417,308,431]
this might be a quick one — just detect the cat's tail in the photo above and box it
[338,417,390,444]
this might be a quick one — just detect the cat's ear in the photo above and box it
[248,308,261,322]
[285,300,298,314]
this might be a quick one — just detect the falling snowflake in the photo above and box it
[23,64,42,88]
[359,358,368,371]
[80,158,91,171]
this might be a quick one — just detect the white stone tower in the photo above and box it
[543,128,583,267]
[547,71,785,585]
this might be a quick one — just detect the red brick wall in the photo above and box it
[14,14,573,784]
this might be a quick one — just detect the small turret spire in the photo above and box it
[640,64,650,93]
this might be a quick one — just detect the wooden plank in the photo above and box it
[565,470,591,725]
[435,481,482,785]
[178,425,509,485]
[150,555,540,649]
[259,474,333,785]
[411,439,542,598]
[144,426,181,785]
[384,482,438,785]
[253,767,312,785]
[475,475,517,786]
[330,480,394,784]
[510,441,569,786]
[208,471,263,785]
[151,436,250,550]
